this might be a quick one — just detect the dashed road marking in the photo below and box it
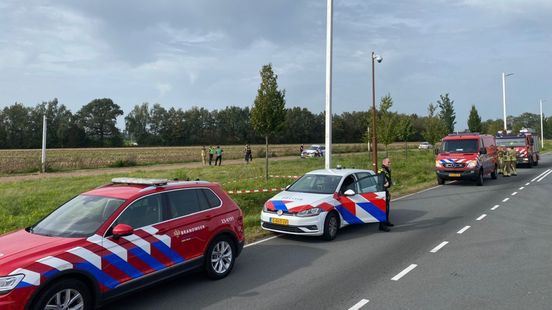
[502,197,510,202]
[511,192,518,196]
[457,226,471,234]
[391,264,418,281]
[491,205,500,211]
[430,241,449,253]
[476,214,487,221]
[348,299,370,310]
[519,187,524,190]
[525,182,530,186]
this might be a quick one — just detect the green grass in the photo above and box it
[542,140,552,153]
[0,149,436,241]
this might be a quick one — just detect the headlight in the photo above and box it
[467,160,477,168]
[435,160,442,168]
[0,274,24,293]
[296,207,323,217]
[262,203,268,212]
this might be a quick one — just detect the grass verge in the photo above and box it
[0,149,435,242]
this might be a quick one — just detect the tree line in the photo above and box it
[1,93,551,150]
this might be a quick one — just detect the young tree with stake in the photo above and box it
[251,64,286,180]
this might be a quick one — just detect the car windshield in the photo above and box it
[308,146,320,150]
[496,138,525,147]
[287,174,342,194]
[441,139,478,153]
[30,195,125,238]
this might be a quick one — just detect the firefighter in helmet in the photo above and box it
[497,146,505,174]
[507,146,518,176]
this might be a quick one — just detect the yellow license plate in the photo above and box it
[449,173,461,177]
[271,218,289,225]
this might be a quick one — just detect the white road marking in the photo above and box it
[525,182,530,186]
[519,187,524,190]
[491,205,500,211]
[532,169,551,182]
[457,226,471,234]
[392,185,443,202]
[391,264,418,281]
[502,198,510,202]
[511,192,518,196]
[244,235,280,248]
[430,241,449,253]
[476,214,487,221]
[348,299,370,310]
[536,169,552,182]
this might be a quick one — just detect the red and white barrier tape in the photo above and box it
[227,187,286,195]
[269,175,300,179]
[222,175,299,185]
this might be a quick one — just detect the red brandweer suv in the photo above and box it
[435,133,498,186]
[0,178,244,310]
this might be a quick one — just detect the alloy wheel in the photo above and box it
[44,288,84,310]
[211,240,233,274]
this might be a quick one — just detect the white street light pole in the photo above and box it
[540,99,544,148]
[41,115,47,173]
[324,0,333,170]
[502,72,513,130]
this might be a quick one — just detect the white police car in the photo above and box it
[261,169,387,240]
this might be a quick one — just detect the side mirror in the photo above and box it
[112,224,133,239]
[479,148,487,155]
[344,189,356,196]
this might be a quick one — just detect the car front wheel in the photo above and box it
[322,212,339,241]
[33,278,92,310]
[205,235,236,280]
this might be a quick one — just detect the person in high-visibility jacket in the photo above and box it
[507,146,518,176]
[378,158,393,232]
[497,146,506,174]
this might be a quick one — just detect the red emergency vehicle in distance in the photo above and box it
[435,133,498,186]
[496,128,540,167]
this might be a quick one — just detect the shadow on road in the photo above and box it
[102,244,326,309]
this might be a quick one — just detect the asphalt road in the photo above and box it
[104,154,552,310]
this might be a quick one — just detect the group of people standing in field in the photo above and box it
[200,144,253,166]
[201,146,224,166]
[497,146,518,177]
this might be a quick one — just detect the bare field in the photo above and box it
[0,142,424,175]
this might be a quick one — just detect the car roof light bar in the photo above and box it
[111,178,169,186]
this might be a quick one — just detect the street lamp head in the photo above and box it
[374,55,383,63]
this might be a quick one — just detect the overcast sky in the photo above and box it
[1,0,551,130]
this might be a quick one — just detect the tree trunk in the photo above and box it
[265,135,269,181]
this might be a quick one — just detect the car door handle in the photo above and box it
[203,214,212,220]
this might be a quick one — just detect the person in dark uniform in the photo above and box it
[378,158,394,232]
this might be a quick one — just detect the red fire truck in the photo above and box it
[435,133,498,186]
[496,128,541,167]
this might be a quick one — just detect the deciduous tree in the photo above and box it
[77,98,123,147]
[251,64,286,180]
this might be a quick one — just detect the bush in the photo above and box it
[109,155,138,168]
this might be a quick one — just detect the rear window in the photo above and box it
[497,138,525,147]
